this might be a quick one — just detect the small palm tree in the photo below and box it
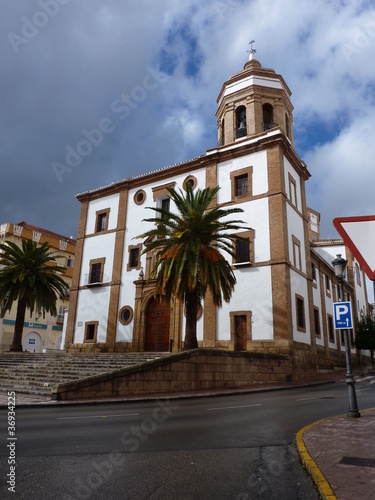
[355,314,375,369]
[0,239,69,352]
[137,184,249,350]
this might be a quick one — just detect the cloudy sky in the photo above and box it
[1,2,374,260]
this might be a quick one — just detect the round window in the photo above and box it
[119,306,133,325]
[183,175,197,191]
[134,190,146,205]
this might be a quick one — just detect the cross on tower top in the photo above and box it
[247,40,257,60]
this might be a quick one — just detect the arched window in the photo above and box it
[219,118,225,146]
[285,113,290,138]
[236,106,247,138]
[262,104,274,131]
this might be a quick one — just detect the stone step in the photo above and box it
[0,352,172,399]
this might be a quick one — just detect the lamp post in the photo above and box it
[332,254,361,418]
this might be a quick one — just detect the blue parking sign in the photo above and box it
[333,302,353,329]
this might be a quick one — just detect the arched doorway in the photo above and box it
[23,332,42,353]
[144,297,170,351]
[55,336,62,350]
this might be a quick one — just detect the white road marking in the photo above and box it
[296,395,333,401]
[205,404,262,411]
[57,413,140,420]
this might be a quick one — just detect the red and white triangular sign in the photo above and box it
[333,215,375,280]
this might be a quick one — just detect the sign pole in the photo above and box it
[338,276,361,418]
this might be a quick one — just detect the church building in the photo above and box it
[64,53,369,373]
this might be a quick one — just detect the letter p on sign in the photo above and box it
[333,302,353,329]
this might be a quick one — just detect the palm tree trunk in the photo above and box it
[10,296,27,352]
[184,290,199,350]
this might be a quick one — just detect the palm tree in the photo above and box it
[137,184,249,350]
[355,314,375,369]
[0,239,69,352]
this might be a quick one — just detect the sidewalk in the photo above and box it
[297,407,375,500]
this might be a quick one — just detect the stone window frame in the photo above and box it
[230,166,253,203]
[311,262,317,287]
[288,173,297,208]
[230,310,252,345]
[183,175,197,191]
[295,294,306,333]
[119,305,134,325]
[313,307,321,338]
[292,235,302,271]
[84,321,98,343]
[134,189,146,206]
[325,274,331,297]
[127,244,142,271]
[327,314,335,343]
[95,208,110,233]
[232,229,255,267]
[355,263,361,286]
[88,257,106,285]
[152,181,176,202]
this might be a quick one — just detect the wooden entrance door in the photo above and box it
[144,297,170,351]
[234,315,247,351]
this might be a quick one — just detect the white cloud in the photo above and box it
[1,0,375,263]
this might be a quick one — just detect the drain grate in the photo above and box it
[339,456,375,468]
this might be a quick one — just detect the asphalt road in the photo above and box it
[1,377,374,499]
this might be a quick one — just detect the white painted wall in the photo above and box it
[116,168,207,342]
[85,193,120,235]
[290,269,311,344]
[284,157,302,212]
[217,266,273,341]
[74,287,110,343]
[79,232,116,287]
[217,150,268,204]
[312,267,325,347]
[287,204,306,274]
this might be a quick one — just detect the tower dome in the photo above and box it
[216,52,294,147]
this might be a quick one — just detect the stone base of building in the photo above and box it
[53,349,301,401]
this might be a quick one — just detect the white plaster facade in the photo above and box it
[65,55,371,372]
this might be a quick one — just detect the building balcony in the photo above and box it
[84,272,109,287]
[263,122,278,131]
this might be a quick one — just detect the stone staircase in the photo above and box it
[0,352,171,399]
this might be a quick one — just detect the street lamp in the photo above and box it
[332,254,361,418]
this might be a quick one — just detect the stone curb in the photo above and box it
[296,419,337,500]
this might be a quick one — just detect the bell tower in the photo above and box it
[216,48,294,147]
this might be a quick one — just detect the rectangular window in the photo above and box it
[288,174,297,207]
[236,237,250,263]
[313,307,320,337]
[95,209,109,233]
[90,262,102,284]
[127,244,142,271]
[233,230,254,267]
[235,175,248,197]
[328,315,334,343]
[161,198,170,212]
[292,236,301,270]
[326,275,331,294]
[311,263,316,282]
[57,305,65,324]
[84,321,98,343]
[296,295,305,332]
[88,258,106,285]
[355,264,361,286]
[230,167,253,202]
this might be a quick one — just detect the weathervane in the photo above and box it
[247,40,257,55]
